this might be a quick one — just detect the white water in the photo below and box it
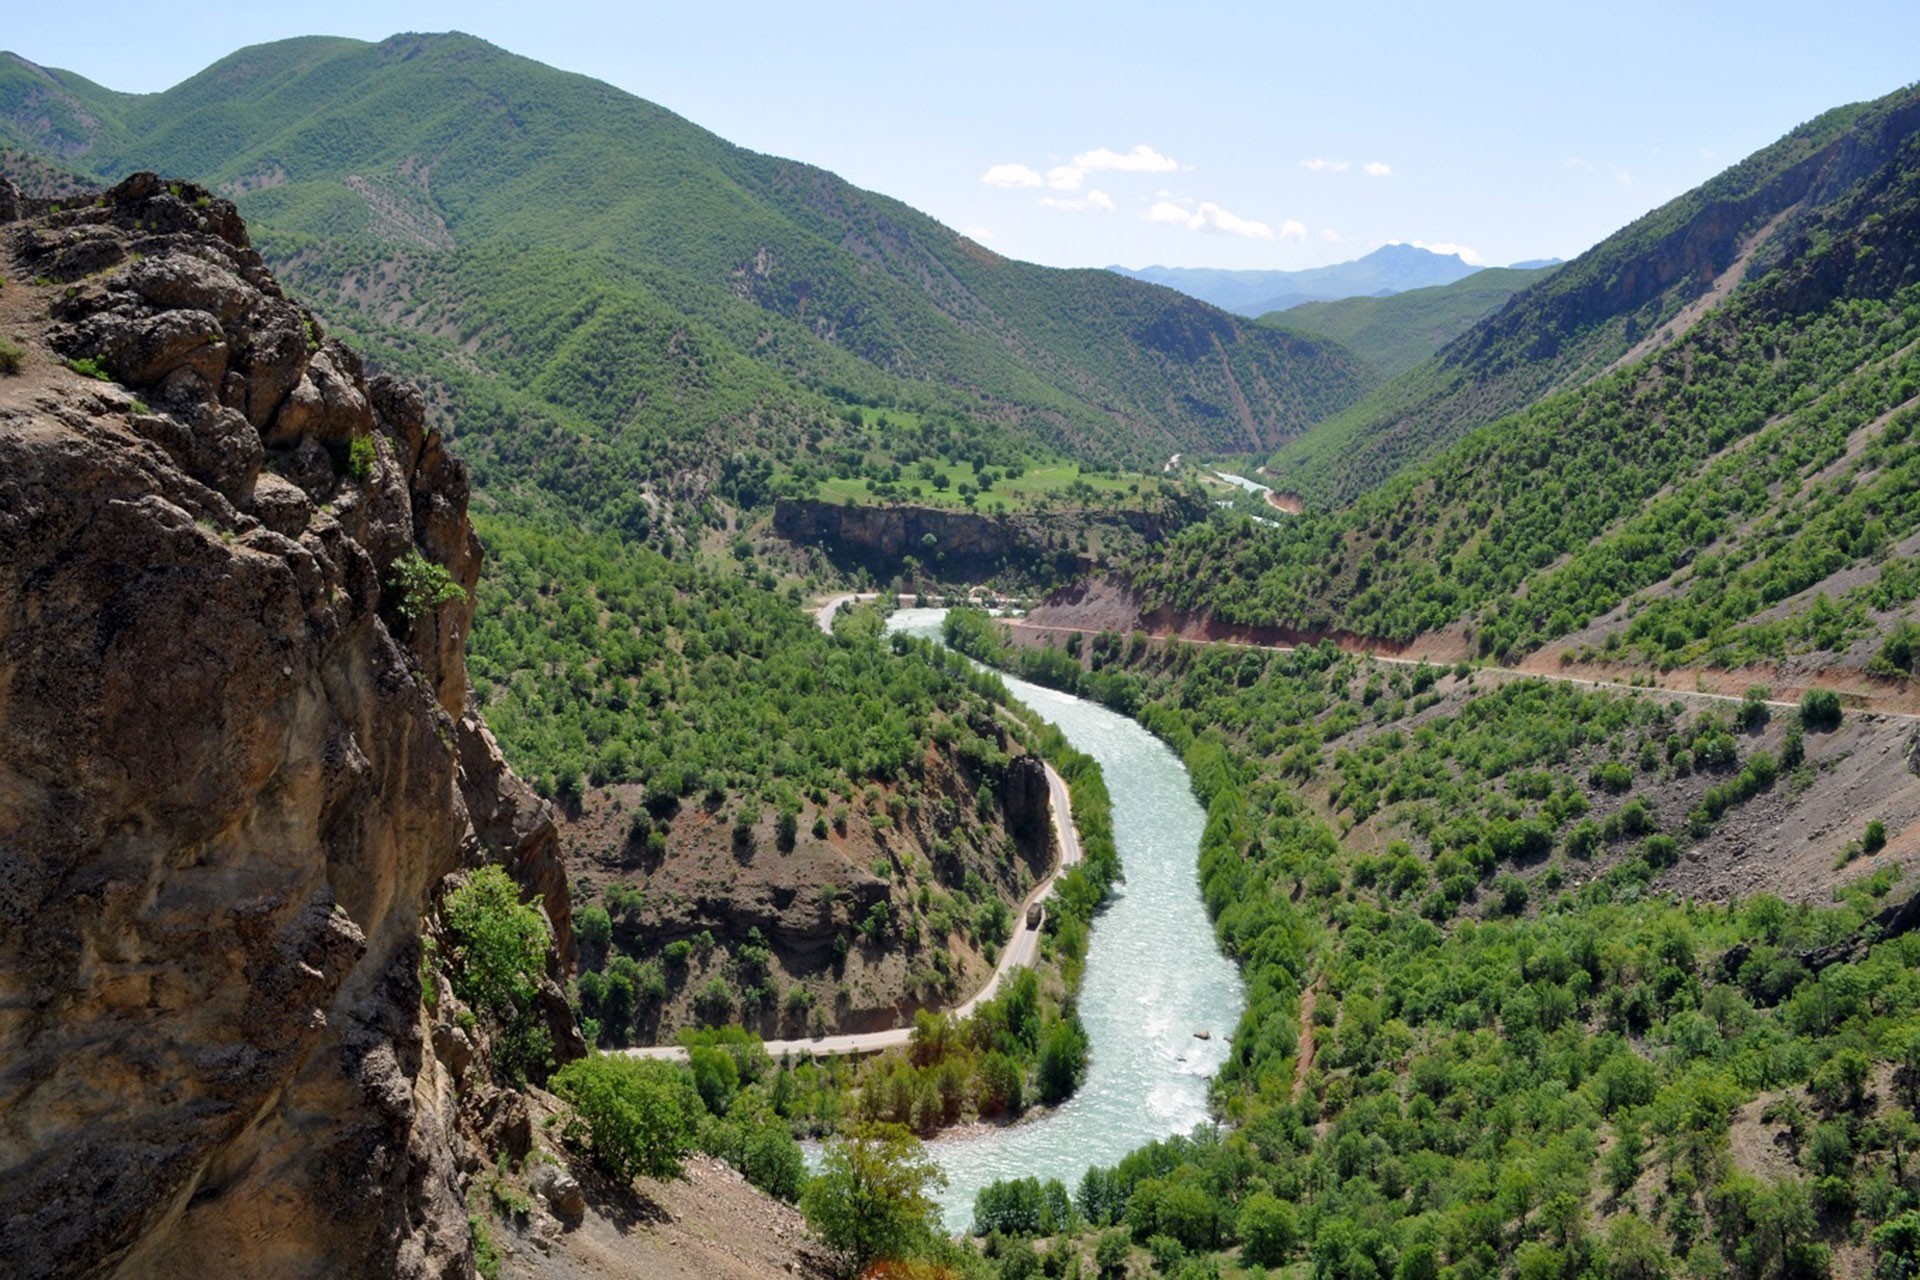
[886,609,1245,1230]
[1209,469,1273,494]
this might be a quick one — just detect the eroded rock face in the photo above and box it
[0,175,568,1279]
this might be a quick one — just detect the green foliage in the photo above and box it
[801,1123,947,1274]
[21,29,1370,515]
[347,433,376,481]
[1138,102,1920,677]
[0,336,22,375]
[65,355,109,381]
[977,619,1920,1278]
[386,548,468,621]
[469,1212,502,1280]
[470,516,1008,806]
[1263,265,1557,380]
[549,1053,700,1182]
[1799,688,1843,733]
[441,866,553,1082]
[1266,87,1911,508]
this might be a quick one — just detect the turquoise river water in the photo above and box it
[884,608,1245,1230]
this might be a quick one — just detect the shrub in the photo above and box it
[0,337,23,376]
[386,549,468,620]
[550,1053,699,1181]
[442,866,553,1081]
[1799,688,1842,732]
[348,434,377,481]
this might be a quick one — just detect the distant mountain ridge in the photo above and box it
[1110,244,1525,317]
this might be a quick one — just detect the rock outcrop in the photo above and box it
[773,495,1186,582]
[0,176,570,1278]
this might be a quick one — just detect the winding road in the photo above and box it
[625,762,1080,1064]
[627,598,1084,1064]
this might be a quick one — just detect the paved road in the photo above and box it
[813,592,877,634]
[626,756,1081,1063]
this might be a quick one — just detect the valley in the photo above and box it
[2,19,1920,1280]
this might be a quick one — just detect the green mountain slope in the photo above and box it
[1260,264,1558,380]
[1136,80,1920,677]
[0,34,1367,507]
[1266,84,1920,509]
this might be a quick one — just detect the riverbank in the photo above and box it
[622,757,1080,1066]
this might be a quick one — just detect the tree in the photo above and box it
[1606,1214,1667,1280]
[801,1123,948,1274]
[550,1053,699,1182]
[1238,1191,1299,1267]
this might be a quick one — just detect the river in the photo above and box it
[885,608,1245,1230]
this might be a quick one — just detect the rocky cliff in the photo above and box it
[773,496,1189,584]
[0,175,572,1278]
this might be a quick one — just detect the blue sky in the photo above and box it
[10,1,1919,271]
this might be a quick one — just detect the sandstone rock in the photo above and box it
[530,1162,587,1224]
[0,173,575,1280]
[248,471,315,538]
[265,342,373,449]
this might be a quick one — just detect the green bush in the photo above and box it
[442,866,553,1081]
[348,433,376,481]
[550,1053,699,1182]
[0,337,23,376]
[1799,688,1843,732]
[386,549,468,621]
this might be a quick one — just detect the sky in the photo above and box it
[9,1,1920,272]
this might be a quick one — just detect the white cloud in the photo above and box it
[1039,189,1115,214]
[1301,158,1351,173]
[1278,219,1307,241]
[1363,161,1392,177]
[1046,165,1084,191]
[1320,228,1346,244]
[981,163,1043,189]
[961,226,996,243]
[1145,199,1276,240]
[1073,144,1179,174]
[1616,169,1634,188]
[1563,157,1593,171]
[1405,239,1487,265]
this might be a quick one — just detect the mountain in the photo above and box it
[1131,79,1920,682]
[0,34,1368,517]
[1110,243,1487,316]
[1259,264,1560,379]
[1267,87,1920,509]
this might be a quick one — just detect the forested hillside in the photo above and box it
[947,611,1920,1280]
[1267,83,1920,508]
[0,33,1367,502]
[1262,265,1558,380]
[1137,82,1920,688]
